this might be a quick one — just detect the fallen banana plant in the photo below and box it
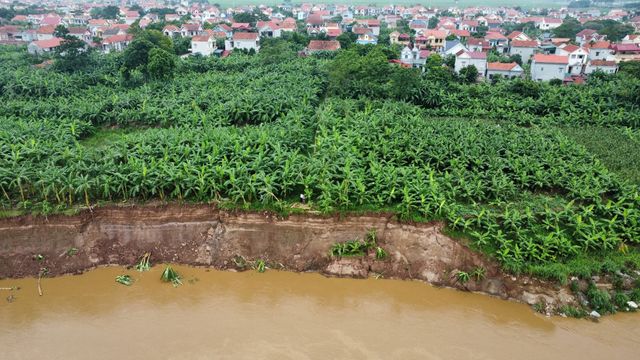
[135,253,151,272]
[161,266,182,287]
[115,275,133,286]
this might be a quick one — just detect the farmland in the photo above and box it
[1,44,639,285]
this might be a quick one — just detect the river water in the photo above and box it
[0,266,637,360]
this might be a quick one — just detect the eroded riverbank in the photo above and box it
[0,204,587,311]
[1,266,638,360]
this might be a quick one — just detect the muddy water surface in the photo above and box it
[0,266,637,360]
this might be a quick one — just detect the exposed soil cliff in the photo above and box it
[0,204,575,310]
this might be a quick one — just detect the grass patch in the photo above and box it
[559,126,640,184]
[526,249,640,284]
[80,128,135,149]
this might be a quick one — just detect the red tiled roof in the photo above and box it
[511,40,538,48]
[576,29,597,37]
[306,14,323,25]
[507,31,525,40]
[192,35,211,42]
[450,29,470,37]
[67,27,87,34]
[533,54,568,64]
[423,30,447,38]
[326,28,342,37]
[487,62,519,71]
[37,25,56,34]
[485,32,507,40]
[307,40,340,51]
[561,44,580,53]
[31,37,63,49]
[613,44,640,52]
[590,60,616,67]
[589,41,610,49]
[102,34,132,44]
[233,32,258,40]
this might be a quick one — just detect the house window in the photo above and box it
[596,51,600,56]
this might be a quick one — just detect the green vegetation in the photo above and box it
[0,35,639,289]
[161,266,182,286]
[560,126,640,185]
[115,274,133,286]
[330,229,386,258]
[254,259,266,273]
[456,271,471,284]
[135,253,152,272]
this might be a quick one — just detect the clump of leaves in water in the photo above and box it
[135,253,151,272]
[161,266,182,287]
[115,275,133,286]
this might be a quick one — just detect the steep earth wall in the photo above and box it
[0,205,574,309]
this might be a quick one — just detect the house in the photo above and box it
[575,29,605,46]
[612,43,640,62]
[585,60,618,75]
[454,51,487,77]
[538,18,563,30]
[531,54,568,82]
[213,24,233,38]
[191,35,216,56]
[226,32,260,52]
[306,14,324,34]
[509,40,538,62]
[163,25,180,38]
[67,27,91,43]
[390,32,410,46]
[305,40,341,54]
[621,34,640,44]
[125,11,140,25]
[36,25,56,41]
[588,41,613,61]
[181,23,202,37]
[485,32,508,53]
[102,34,133,53]
[0,26,20,41]
[355,28,378,45]
[27,37,62,55]
[486,62,524,79]
[231,23,252,31]
[449,29,470,42]
[400,46,430,68]
[415,30,447,51]
[355,19,380,36]
[467,37,490,52]
[459,20,478,33]
[281,17,297,32]
[507,31,531,42]
[257,22,282,38]
[556,44,588,74]
[444,40,467,56]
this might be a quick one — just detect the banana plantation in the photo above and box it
[1,45,639,280]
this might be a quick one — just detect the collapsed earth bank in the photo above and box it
[0,204,575,311]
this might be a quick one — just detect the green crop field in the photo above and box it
[0,38,639,292]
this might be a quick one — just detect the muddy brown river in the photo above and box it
[0,266,637,360]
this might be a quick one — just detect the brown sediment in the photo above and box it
[0,204,575,311]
